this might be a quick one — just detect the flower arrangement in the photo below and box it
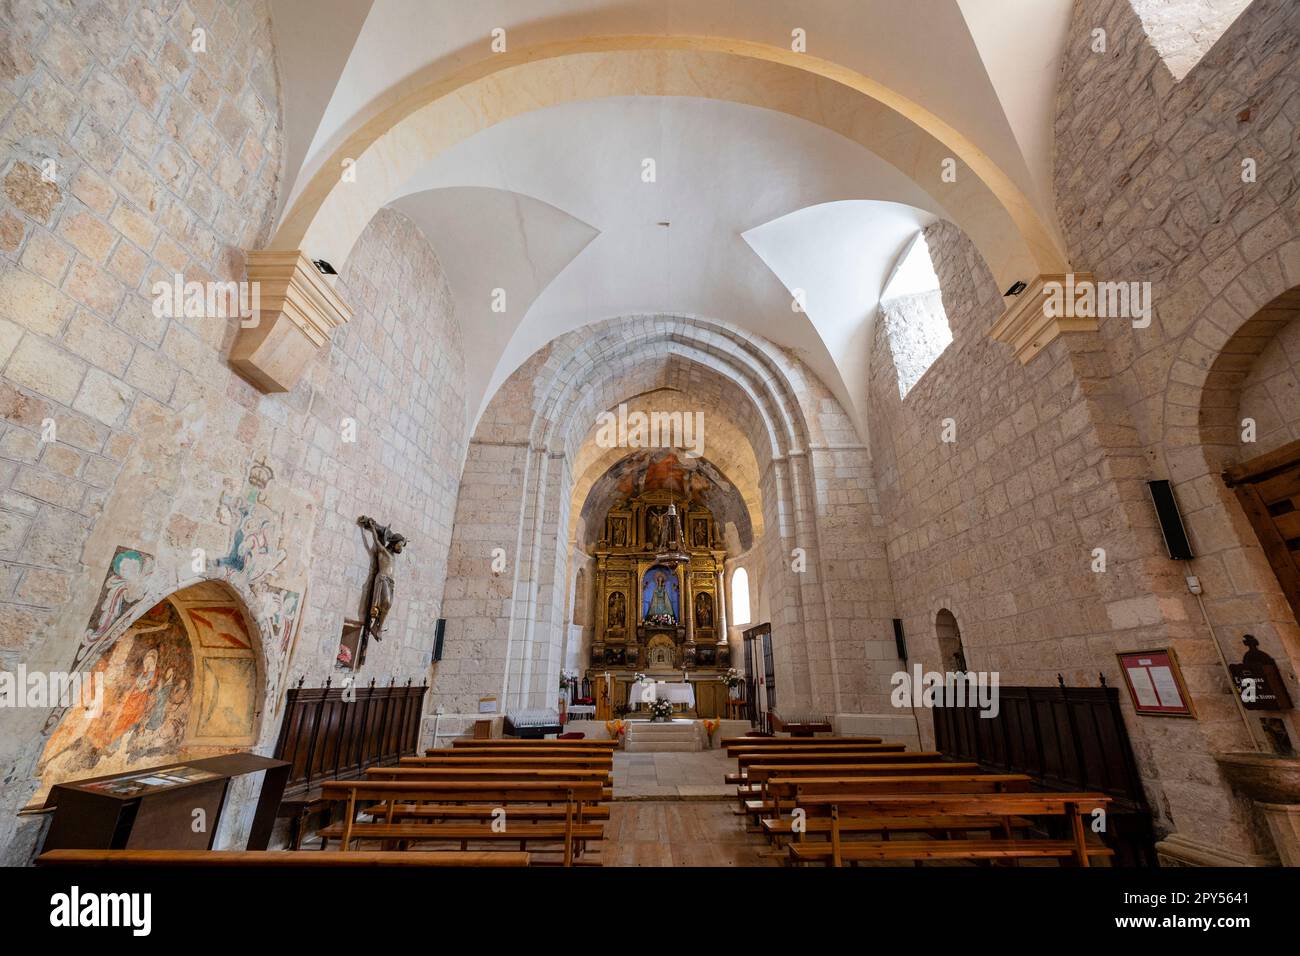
[719,668,743,689]
[559,669,578,693]
[644,612,676,628]
[701,717,720,746]
[649,698,674,721]
[605,719,627,739]
[632,672,648,684]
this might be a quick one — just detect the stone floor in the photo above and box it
[612,748,732,797]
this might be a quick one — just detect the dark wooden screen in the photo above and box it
[273,678,427,797]
[932,678,1156,865]
[1224,439,1300,624]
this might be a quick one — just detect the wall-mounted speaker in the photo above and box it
[1147,480,1195,561]
[432,618,446,663]
[892,618,908,662]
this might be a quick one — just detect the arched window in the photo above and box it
[935,608,966,673]
[880,232,952,398]
[731,567,751,626]
[1127,0,1253,82]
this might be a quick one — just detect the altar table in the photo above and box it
[627,681,696,707]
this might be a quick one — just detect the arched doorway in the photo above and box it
[936,608,966,673]
[36,579,262,797]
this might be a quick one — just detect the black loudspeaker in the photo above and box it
[432,618,446,663]
[1147,480,1195,561]
[892,618,908,661]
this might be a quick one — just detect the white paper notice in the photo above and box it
[1149,666,1183,708]
[1126,667,1160,708]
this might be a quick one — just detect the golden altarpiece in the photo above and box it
[586,489,730,717]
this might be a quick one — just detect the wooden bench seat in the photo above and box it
[402,755,612,769]
[318,779,604,865]
[36,849,530,867]
[720,736,882,747]
[725,751,946,785]
[451,738,618,748]
[368,766,612,783]
[726,743,905,758]
[743,773,1032,827]
[788,838,1114,865]
[433,747,613,759]
[793,792,1115,867]
[317,821,604,849]
[384,803,610,822]
[761,814,1032,846]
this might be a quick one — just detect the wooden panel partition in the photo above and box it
[931,677,1157,865]
[273,678,427,798]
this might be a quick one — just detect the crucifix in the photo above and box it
[357,515,408,658]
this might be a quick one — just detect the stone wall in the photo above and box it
[293,207,466,686]
[862,0,1300,864]
[0,1,466,861]
[1054,0,1300,863]
[1238,316,1300,456]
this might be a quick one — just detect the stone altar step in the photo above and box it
[624,719,703,753]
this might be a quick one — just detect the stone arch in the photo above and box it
[274,40,1066,293]
[440,314,894,718]
[1197,285,1300,467]
[35,577,264,798]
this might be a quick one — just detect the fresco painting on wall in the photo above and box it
[76,547,156,665]
[580,450,753,550]
[216,458,287,587]
[194,658,257,738]
[188,607,253,649]
[39,601,193,790]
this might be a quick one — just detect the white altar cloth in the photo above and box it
[628,681,695,707]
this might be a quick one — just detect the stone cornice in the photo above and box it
[990,272,1098,364]
[229,250,352,392]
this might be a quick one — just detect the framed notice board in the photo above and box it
[1116,649,1196,717]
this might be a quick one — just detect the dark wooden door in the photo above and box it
[1224,439,1300,625]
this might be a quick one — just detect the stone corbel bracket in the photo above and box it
[990,272,1098,364]
[229,250,352,392]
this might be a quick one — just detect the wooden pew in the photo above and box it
[451,738,618,749]
[747,773,1032,828]
[788,792,1114,867]
[726,742,905,758]
[366,766,612,799]
[377,764,608,780]
[729,755,958,811]
[721,735,881,748]
[426,748,615,760]
[36,849,530,867]
[401,755,613,770]
[318,780,605,866]
[727,750,945,784]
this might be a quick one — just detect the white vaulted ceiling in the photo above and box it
[268,0,1076,438]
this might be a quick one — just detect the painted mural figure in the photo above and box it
[357,515,407,647]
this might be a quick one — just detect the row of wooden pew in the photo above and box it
[720,735,1114,867]
[313,738,617,865]
[37,738,620,869]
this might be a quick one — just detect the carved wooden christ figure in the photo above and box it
[357,515,407,649]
